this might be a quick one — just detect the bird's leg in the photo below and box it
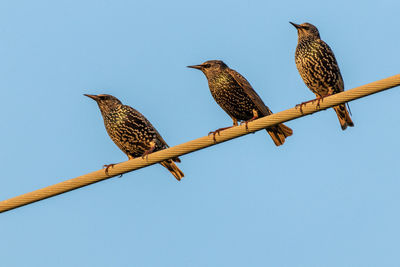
[240,110,259,131]
[141,141,156,160]
[232,118,238,127]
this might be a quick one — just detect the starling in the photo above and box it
[188,60,293,146]
[84,94,184,181]
[290,22,354,130]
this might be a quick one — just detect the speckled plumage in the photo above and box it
[291,22,354,130]
[188,60,293,146]
[85,94,184,180]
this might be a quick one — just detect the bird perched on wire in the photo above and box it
[188,60,293,146]
[290,22,354,130]
[84,94,184,181]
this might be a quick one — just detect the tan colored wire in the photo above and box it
[1,74,400,213]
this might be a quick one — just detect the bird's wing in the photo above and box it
[124,106,182,161]
[316,40,344,93]
[336,71,345,93]
[124,105,170,148]
[152,127,170,148]
[227,68,272,116]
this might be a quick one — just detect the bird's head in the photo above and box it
[84,94,122,113]
[187,60,228,78]
[290,22,320,41]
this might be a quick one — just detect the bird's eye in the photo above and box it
[203,64,211,68]
[303,26,309,30]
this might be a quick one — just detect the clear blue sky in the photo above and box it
[1,0,399,266]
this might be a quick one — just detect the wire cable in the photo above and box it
[1,73,399,213]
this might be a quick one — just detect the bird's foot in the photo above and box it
[313,96,326,109]
[295,96,326,113]
[240,120,250,131]
[240,115,258,131]
[295,99,314,114]
[141,144,156,160]
[208,126,233,143]
[103,163,123,178]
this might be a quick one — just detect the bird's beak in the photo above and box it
[289,22,301,29]
[187,64,203,70]
[84,94,99,101]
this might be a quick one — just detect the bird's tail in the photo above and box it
[265,123,293,146]
[160,158,184,181]
[333,104,354,130]
[262,108,293,146]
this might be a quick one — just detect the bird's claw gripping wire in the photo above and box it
[295,96,326,114]
[240,121,249,131]
[314,96,324,109]
[295,102,306,114]
[141,144,156,160]
[208,126,233,142]
[103,164,123,178]
[295,99,315,114]
[240,115,258,131]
